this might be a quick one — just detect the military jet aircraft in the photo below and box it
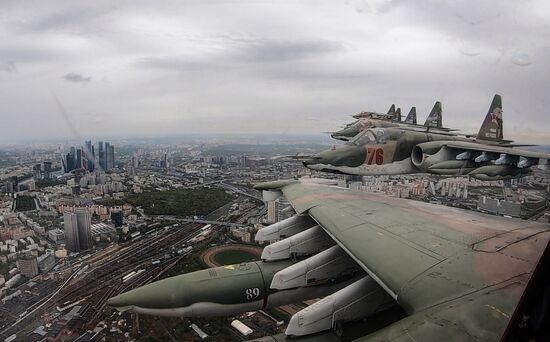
[352,103,398,120]
[108,179,550,341]
[331,102,445,141]
[331,104,399,141]
[305,95,550,180]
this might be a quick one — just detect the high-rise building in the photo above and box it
[6,176,18,194]
[65,154,71,173]
[69,146,76,169]
[240,156,249,168]
[267,200,280,223]
[104,142,111,169]
[64,212,80,252]
[85,140,92,154]
[33,164,42,180]
[76,148,87,170]
[77,148,82,169]
[64,152,74,173]
[64,209,93,252]
[109,145,115,169]
[98,141,106,170]
[76,208,93,250]
[43,161,52,179]
[61,155,67,173]
[106,143,115,170]
[64,141,99,173]
[132,154,139,168]
[111,210,123,227]
[16,257,39,278]
[85,140,95,172]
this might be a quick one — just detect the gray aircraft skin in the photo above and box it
[304,95,550,180]
[108,179,550,341]
[330,104,399,141]
[331,103,442,142]
[352,103,398,120]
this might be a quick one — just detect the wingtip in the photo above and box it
[254,179,300,191]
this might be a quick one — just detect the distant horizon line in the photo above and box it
[1,132,549,150]
[0,132,335,146]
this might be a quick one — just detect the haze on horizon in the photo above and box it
[1,0,549,144]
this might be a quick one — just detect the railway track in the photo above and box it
[1,222,210,338]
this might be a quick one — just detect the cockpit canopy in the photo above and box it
[349,128,397,145]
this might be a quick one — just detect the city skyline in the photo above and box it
[61,140,115,173]
[1,1,550,143]
[0,126,548,340]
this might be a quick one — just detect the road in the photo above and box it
[154,216,246,227]
[216,182,262,201]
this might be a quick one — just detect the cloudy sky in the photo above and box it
[1,0,549,143]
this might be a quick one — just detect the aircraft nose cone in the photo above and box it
[108,274,186,310]
[107,291,133,309]
[332,127,360,140]
[310,145,366,168]
[301,155,323,166]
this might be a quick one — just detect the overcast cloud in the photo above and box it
[0,0,549,143]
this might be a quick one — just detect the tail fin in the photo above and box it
[476,94,503,141]
[387,104,395,115]
[404,107,417,124]
[423,101,442,128]
[395,107,401,121]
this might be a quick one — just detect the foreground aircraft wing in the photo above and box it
[254,180,550,341]
[108,179,549,341]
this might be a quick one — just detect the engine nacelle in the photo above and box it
[411,142,458,171]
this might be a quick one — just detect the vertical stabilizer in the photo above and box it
[476,94,503,141]
[423,101,442,128]
[387,104,395,115]
[404,107,417,124]
[395,107,401,121]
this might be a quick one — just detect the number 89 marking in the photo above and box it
[245,288,260,300]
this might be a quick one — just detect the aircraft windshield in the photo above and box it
[373,128,388,143]
[350,129,377,145]
[349,128,392,145]
[348,119,360,127]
